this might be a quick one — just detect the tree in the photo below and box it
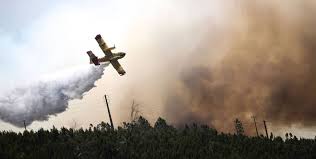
[234,118,244,135]
[1,117,315,158]
[130,100,141,122]
[289,133,293,139]
[270,132,274,140]
[154,117,168,129]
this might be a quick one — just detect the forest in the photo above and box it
[0,116,315,159]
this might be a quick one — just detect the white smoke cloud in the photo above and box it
[0,64,107,127]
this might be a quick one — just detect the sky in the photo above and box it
[0,0,315,138]
[0,0,128,86]
[0,0,215,88]
[0,0,218,130]
[0,0,135,129]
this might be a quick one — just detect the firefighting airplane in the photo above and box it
[86,34,126,76]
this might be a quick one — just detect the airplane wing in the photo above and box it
[95,34,113,57]
[110,60,126,76]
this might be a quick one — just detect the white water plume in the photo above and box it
[0,64,107,127]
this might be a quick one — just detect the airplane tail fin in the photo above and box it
[86,51,100,65]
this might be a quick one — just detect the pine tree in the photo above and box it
[235,118,244,135]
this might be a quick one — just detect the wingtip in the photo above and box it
[120,71,126,76]
[95,34,102,40]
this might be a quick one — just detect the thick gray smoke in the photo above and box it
[0,64,106,127]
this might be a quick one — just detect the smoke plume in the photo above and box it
[161,1,316,133]
[0,64,106,127]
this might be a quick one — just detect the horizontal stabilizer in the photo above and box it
[86,51,100,65]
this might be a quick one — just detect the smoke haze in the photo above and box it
[0,64,106,127]
[159,1,316,133]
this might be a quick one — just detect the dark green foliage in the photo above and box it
[234,118,244,136]
[0,116,315,159]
